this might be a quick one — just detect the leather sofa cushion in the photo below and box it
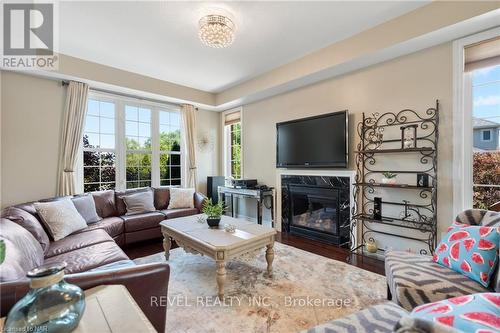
[153,187,171,210]
[122,212,165,232]
[76,216,124,238]
[1,207,50,252]
[115,188,150,216]
[44,241,129,274]
[125,227,161,244]
[161,208,199,219]
[14,202,38,216]
[45,229,113,258]
[91,190,117,218]
[0,218,44,282]
[113,234,125,247]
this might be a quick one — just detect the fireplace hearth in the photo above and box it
[281,175,350,246]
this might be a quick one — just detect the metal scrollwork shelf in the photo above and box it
[348,100,439,261]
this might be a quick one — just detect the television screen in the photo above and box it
[276,111,348,168]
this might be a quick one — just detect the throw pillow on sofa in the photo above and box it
[433,223,499,287]
[72,195,101,224]
[34,199,88,241]
[167,188,195,209]
[396,293,500,332]
[121,190,156,215]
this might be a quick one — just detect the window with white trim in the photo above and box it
[223,109,242,179]
[159,109,182,186]
[471,64,500,209]
[125,105,152,188]
[481,129,492,141]
[82,92,182,192]
[83,99,116,192]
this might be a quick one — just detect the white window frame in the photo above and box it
[157,108,183,186]
[221,107,243,180]
[480,129,493,142]
[78,91,182,193]
[452,27,500,216]
[79,94,119,193]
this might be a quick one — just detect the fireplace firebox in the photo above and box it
[281,175,350,246]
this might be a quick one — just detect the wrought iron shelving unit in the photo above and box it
[349,100,439,260]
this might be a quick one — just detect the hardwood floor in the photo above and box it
[124,232,385,276]
[277,233,385,275]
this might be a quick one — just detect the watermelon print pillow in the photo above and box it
[433,223,499,287]
[410,293,500,332]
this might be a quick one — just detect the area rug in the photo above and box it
[134,243,386,333]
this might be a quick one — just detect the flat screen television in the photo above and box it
[276,110,348,168]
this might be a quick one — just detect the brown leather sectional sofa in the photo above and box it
[0,187,207,332]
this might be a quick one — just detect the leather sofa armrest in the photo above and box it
[0,263,170,333]
[194,192,207,212]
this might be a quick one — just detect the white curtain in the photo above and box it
[57,81,89,196]
[181,104,197,189]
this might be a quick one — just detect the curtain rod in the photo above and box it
[61,80,198,110]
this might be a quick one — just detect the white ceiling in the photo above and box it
[59,1,428,93]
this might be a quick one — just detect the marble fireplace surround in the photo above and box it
[275,169,356,235]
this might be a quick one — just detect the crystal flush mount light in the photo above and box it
[198,13,236,48]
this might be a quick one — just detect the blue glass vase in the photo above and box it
[5,262,86,333]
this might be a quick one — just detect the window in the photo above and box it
[472,64,500,209]
[481,129,492,141]
[159,110,181,186]
[83,99,116,192]
[223,109,242,179]
[125,105,152,188]
[230,123,241,179]
[81,92,182,192]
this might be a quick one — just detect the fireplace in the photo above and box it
[281,175,350,246]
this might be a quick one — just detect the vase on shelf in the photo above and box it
[5,263,86,333]
[366,239,378,253]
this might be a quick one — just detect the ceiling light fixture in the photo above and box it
[198,13,235,48]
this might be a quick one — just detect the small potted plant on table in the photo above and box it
[202,199,226,228]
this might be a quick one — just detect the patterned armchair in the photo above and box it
[302,210,500,333]
[384,209,500,311]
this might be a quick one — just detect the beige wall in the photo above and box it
[0,71,220,207]
[196,109,221,195]
[1,71,66,206]
[240,43,453,246]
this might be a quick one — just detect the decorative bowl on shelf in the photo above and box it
[381,172,397,185]
[381,177,397,185]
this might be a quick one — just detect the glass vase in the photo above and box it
[5,262,86,333]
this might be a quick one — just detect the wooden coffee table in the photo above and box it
[160,215,276,299]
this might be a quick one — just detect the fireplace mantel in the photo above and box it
[275,169,356,233]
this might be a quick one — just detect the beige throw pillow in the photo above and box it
[34,199,88,241]
[167,188,195,209]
